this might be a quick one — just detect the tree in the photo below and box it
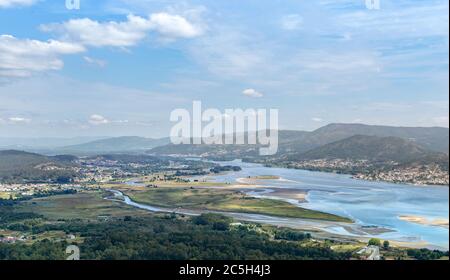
[368,238,381,246]
[383,240,390,250]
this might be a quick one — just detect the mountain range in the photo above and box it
[58,136,170,154]
[1,123,448,167]
[0,123,448,185]
[290,135,448,166]
[148,124,449,158]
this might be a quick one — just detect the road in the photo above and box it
[367,246,381,260]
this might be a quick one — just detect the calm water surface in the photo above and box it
[208,160,449,249]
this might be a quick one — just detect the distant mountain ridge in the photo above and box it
[59,136,171,154]
[149,124,449,157]
[2,124,448,159]
[1,121,448,185]
[0,137,107,149]
[293,135,446,164]
[309,123,449,153]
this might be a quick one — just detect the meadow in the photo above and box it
[126,187,352,222]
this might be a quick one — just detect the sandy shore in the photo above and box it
[260,188,307,202]
[399,215,449,229]
[204,183,272,190]
[236,177,280,184]
[204,184,307,202]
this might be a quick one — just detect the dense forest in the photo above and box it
[1,204,448,260]
[0,208,351,260]
[0,150,77,184]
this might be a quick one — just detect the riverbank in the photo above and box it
[204,160,449,250]
[123,187,350,222]
[107,189,446,251]
[258,161,449,187]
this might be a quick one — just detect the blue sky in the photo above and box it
[0,0,448,138]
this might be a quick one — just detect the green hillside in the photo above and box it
[0,150,78,184]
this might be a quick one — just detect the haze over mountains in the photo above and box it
[149,123,449,157]
[0,123,448,185]
[0,123,448,160]
[0,137,107,150]
[292,135,448,165]
[0,136,171,155]
[60,136,170,154]
[277,123,449,154]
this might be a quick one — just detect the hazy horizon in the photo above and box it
[0,122,449,141]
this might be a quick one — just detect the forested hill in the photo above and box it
[0,150,78,184]
[294,135,446,164]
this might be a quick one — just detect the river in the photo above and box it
[204,160,449,250]
[112,159,449,250]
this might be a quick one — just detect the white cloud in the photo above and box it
[0,0,36,8]
[0,35,85,77]
[41,13,203,48]
[41,15,151,48]
[190,30,268,78]
[149,13,203,38]
[89,114,109,125]
[242,88,263,98]
[280,14,303,30]
[83,56,107,68]
[8,117,31,124]
[335,2,449,39]
[311,117,323,122]
[111,119,129,124]
[294,50,380,71]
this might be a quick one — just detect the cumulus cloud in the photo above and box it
[149,13,203,38]
[40,13,203,48]
[311,117,323,122]
[0,0,36,8]
[242,88,263,98]
[0,35,85,77]
[89,114,109,125]
[280,14,303,30]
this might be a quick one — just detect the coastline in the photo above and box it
[202,161,449,250]
[247,161,450,187]
[107,189,442,251]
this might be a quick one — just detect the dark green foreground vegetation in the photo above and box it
[0,207,350,260]
[0,194,447,260]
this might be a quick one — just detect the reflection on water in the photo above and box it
[208,160,449,249]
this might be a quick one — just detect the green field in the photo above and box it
[126,188,352,222]
[15,191,150,220]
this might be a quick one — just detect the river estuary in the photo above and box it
[112,159,449,250]
[207,160,449,250]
